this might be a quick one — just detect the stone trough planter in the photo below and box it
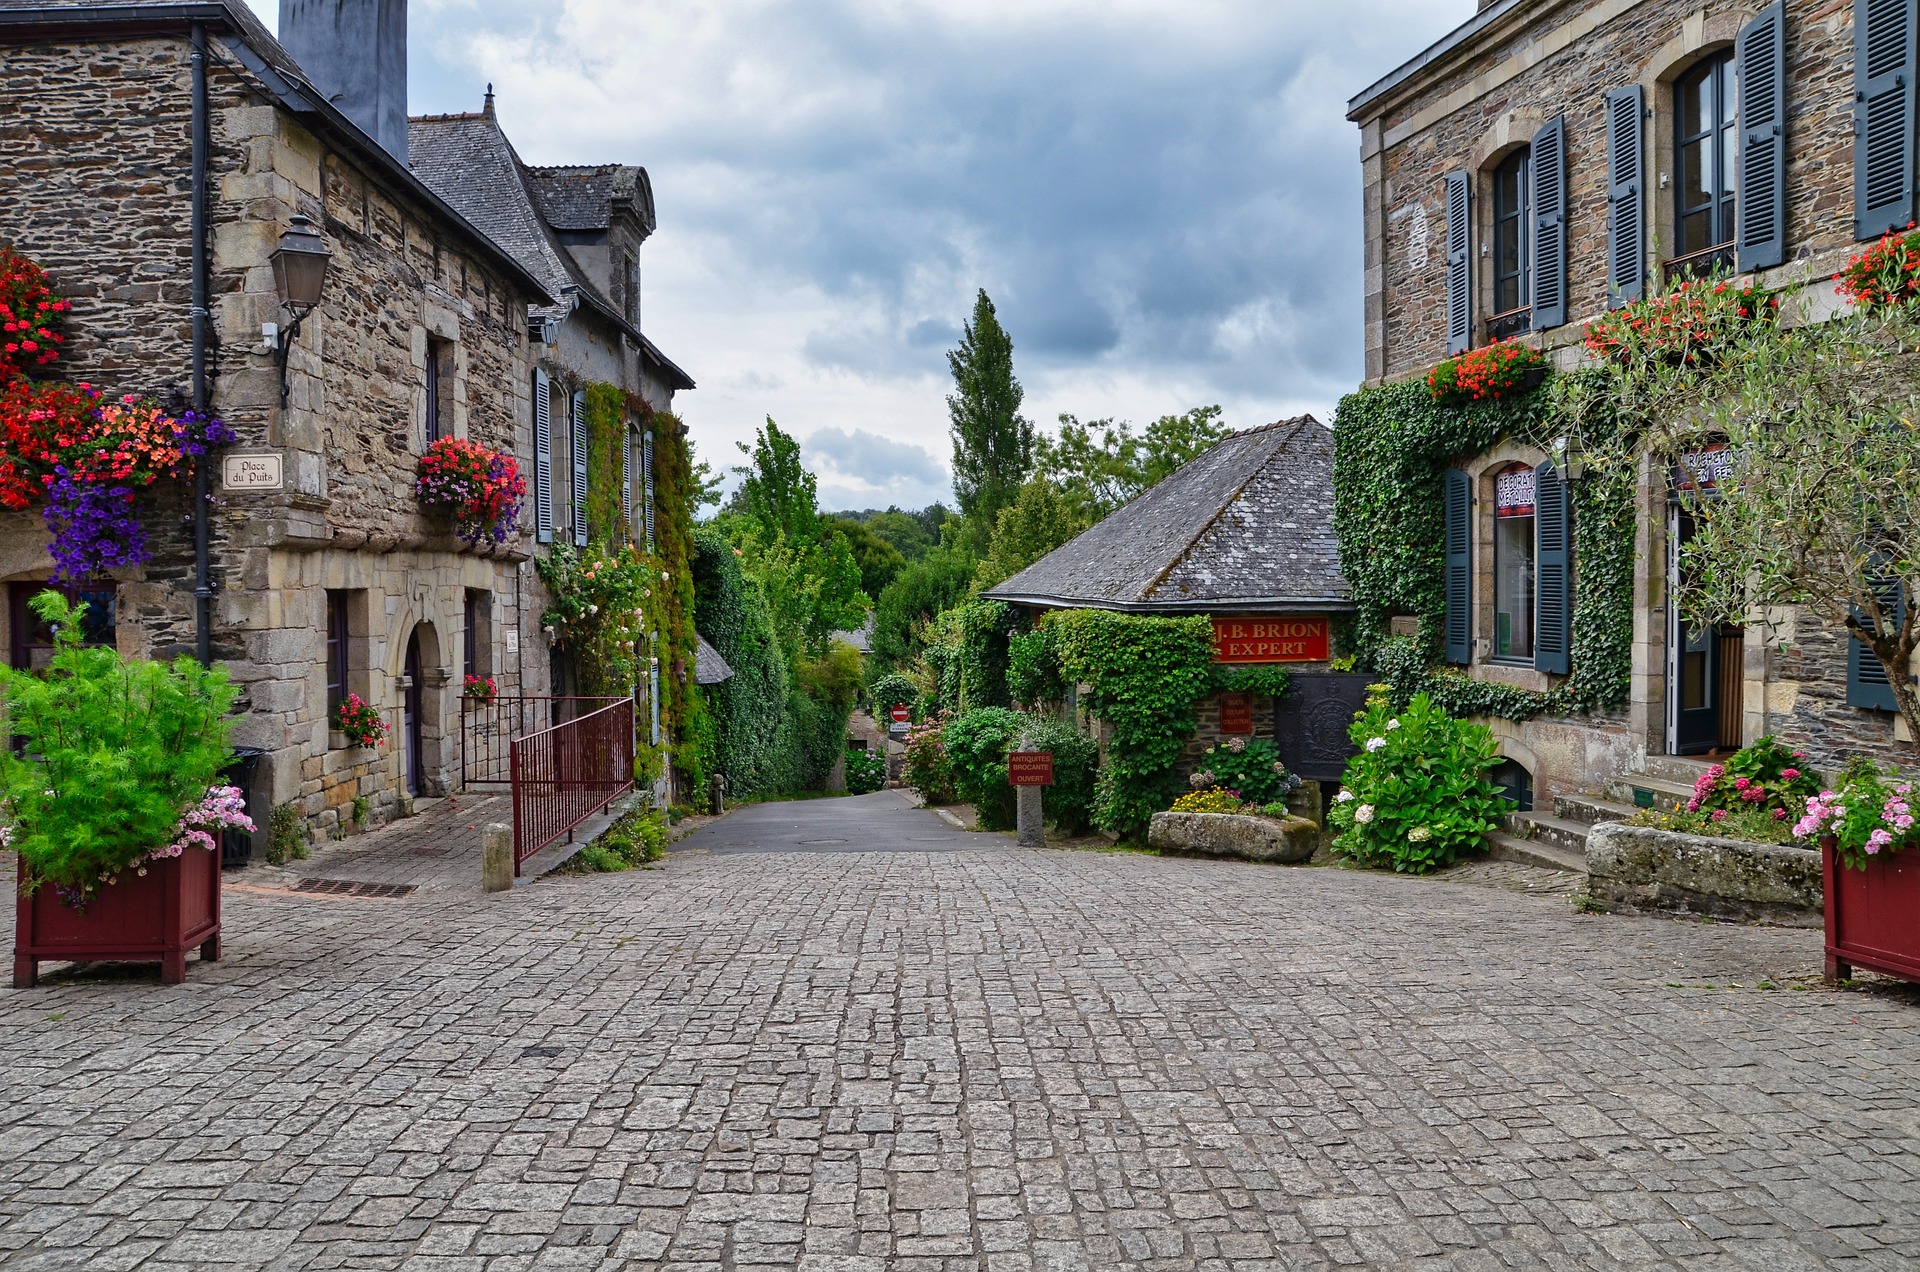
[1584,821,1822,926]
[1147,812,1318,864]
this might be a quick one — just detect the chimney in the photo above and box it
[278,0,409,162]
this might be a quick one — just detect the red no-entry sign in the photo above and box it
[891,706,910,723]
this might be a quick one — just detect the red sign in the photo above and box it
[1211,616,1330,663]
[890,706,910,723]
[1008,751,1054,786]
[1218,692,1254,735]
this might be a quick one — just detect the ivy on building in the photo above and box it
[1331,372,1633,720]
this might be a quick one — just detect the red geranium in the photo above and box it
[0,245,71,377]
[416,436,527,544]
[1426,340,1548,405]
[1584,276,1777,366]
[1836,224,1920,310]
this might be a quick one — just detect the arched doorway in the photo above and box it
[404,627,425,795]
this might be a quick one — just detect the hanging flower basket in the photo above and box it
[0,245,71,377]
[1425,340,1549,405]
[416,437,526,543]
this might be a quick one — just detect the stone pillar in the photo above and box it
[1017,785,1044,847]
[482,822,513,892]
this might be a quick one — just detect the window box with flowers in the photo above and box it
[462,674,497,708]
[415,437,527,544]
[1582,276,1778,367]
[1794,759,1920,986]
[1835,224,1920,311]
[1425,340,1549,406]
[3,591,249,987]
[332,692,388,749]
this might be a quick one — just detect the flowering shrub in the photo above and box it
[416,437,526,543]
[1186,736,1301,805]
[0,246,70,376]
[1170,786,1249,814]
[1835,225,1920,310]
[903,710,958,805]
[1583,276,1778,366]
[1794,758,1917,870]
[156,785,254,861]
[1326,687,1509,873]
[1425,340,1547,405]
[1628,803,1799,846]
[333,692,388,747]
[845,745,887,795]
[536,541,656,695]
[1683,736,1820,824]
[462,673,497,703]
[0,590,236,904]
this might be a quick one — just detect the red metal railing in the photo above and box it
[508,698,635,874]
[462,696,621,788]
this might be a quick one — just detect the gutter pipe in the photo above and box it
[191,21,211,667]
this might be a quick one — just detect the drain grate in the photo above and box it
[292,878,418,899]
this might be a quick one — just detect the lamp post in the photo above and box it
[266,214,332,406]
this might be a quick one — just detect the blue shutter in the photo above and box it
[1848,569,1907,710]
[1605,85,1645,308]
[1530,116,1568,329]
[643,430,656,549]
[1737,2,1787,269]
[571,389,589,548]
[1444,468,1472,665]
[1856,0,1918,239]
[533,368,553,545]
[1444,171,1472,354]
[1533,461,1572,676]
[621,426,633,544]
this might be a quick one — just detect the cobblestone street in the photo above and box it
[2,791,1917,1270]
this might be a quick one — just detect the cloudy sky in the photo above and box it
[248,0,1465,510]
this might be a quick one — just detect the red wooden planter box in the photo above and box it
[1823,839,1920,985]
[12,846,222,987]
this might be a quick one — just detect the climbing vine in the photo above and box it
[1330,372,1634,720]
[583,382,626,546]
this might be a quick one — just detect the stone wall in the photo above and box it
[1358,0,1855,384]
[0,30,550,842]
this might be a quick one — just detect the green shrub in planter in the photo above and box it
[0,591,237,899]
[845,746,887,795]
[1326,687,1508,873]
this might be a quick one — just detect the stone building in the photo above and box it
[409,98,694,720]
[1346,0,1910,816]
[985,418,1363,788]
[0,0,608,844]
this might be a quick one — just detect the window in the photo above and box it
[463,589,490,682]
[1493,463,1536,661]
[424,337,447,444]
[1674,52,1738,269]
[325,590,349,717]
[1490,147,1531,336]
[8,582,114,673]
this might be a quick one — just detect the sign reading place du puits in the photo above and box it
[1211,616,1330,663]
[221,452,284,492]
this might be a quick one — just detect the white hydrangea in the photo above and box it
[1365,737,1387,752]
[1354,804,1375,824]
[1408,826,1432,843]
[1387,719,1401,730]
[1335,790,1354,803]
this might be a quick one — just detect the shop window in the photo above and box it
[1673,52,1738,274]
[1489,147,1532,339]
[1493,464,1536,661]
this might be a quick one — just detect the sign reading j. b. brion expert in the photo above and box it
[1211,616,1330,663]
[221,452,284,492]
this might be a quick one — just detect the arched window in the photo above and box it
[1674,51,1738,272]
[1493,463,1536,660]
[1490,147,1532,337]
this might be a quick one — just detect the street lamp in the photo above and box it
[265,214,332,405]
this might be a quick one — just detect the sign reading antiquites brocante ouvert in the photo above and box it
[1211,617,1330,663]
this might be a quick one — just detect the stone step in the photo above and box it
[1635,754,1718,786]
[1508,810,1593,856]
[1608,774,1694,811]
[1553,793,1641,826]
[1485,830,1587,874]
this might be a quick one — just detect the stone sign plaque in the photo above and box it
[1211,616,1330,663]
[222,452,284,492]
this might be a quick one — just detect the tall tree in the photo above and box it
[1036,405,1231,520]
[732,417,818,543]
[973,478,1088,591]
[947,291,1034,539]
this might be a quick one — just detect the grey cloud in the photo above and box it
[803,427,948,492]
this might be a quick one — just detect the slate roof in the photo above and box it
[0,0,555,306]
[694,634,734,685]
[409,111,693,390]
[983,416,1351,614]
[525,165,655,236]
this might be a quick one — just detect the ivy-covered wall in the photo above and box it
[1331,374,1633,722]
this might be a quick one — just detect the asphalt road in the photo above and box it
[674,789,989,854]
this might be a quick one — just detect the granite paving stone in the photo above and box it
[0,790,1916,1269]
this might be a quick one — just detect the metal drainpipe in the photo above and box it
[190,23,212,667]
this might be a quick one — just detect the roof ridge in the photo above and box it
[1138,427,1297,601]
[410,110,487,123]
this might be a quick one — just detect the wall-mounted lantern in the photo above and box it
[263,214,333,405]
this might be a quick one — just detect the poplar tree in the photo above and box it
[947,290,1034,542]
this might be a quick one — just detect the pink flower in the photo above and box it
[1734,777,1751,790]
[1781,768,1800,781]
[1711,809,1728,822]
